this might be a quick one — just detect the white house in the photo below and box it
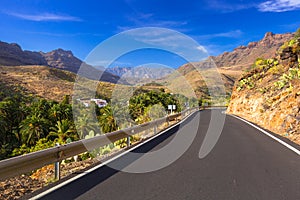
[77,98,108,108]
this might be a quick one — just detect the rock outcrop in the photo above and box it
[227,31,300,144]
[40,48,82,73]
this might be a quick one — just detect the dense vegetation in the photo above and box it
[0,88,198,161]
[0,94,75,160]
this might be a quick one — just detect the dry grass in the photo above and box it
[0,65,116,101]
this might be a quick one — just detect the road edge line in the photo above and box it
[30,110,198,199]
[229,114,300,156]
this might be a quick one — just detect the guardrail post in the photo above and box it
[127,136,131,147]
[127,123,132,147]
[154,122,157,134]
[167,116,170,126]
[54,143,60,180]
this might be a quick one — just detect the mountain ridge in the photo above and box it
[212,32,293,71]
[106,66,174,85]
[0,41,122,84]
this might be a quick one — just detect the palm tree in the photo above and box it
[75,111,97,139]
[48,103,62,122]
[0,116,8,147]
[99,105,118,133]
[0,98,27,145]
[49,119,75,142]
[20,114,49,146]
[49,102,73,122]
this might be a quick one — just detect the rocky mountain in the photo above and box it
[106,66,132,77]
[106,66,174,85]
[0,41,122,84]
[212,32,293,71]
[40,48,82,73]
[0,41,47,66]
[227,30,300,144]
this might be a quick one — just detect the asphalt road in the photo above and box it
[37,109,300,200]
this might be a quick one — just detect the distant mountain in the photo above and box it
[106,66,174,85]
[40,48,82,73]
[0,41,122,84]
[106,66,133,77]
[0,41,47,66]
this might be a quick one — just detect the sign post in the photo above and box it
[168,105,176,115]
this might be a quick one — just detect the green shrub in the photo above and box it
[274,68,300,90]
[274,80,286,89]
[237,76,255,91]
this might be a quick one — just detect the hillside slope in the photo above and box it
[0,65,116,102]
[159,61,233,99]
[227,30,300,144]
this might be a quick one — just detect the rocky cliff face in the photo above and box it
[212,32,293,70]
[227,31,300,144]
[40,48,82,73]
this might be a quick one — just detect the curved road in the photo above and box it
[35,109,300,200]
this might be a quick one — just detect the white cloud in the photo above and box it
[196,46,208,54]
[124,12,187,29]
[22,31,102,37]
[126,28,191,48]
[206,0,255,13]
[210,30,243,38]
[207,0,300,13]
[195,30,243,40]
[6,12,82,22]
[258,0,300,12]
[122,27,209,61]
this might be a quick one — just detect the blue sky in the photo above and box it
[1,0,300,68]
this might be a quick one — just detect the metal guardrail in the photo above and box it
[0,107,199,181]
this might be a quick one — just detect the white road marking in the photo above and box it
[229,114,300,156]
